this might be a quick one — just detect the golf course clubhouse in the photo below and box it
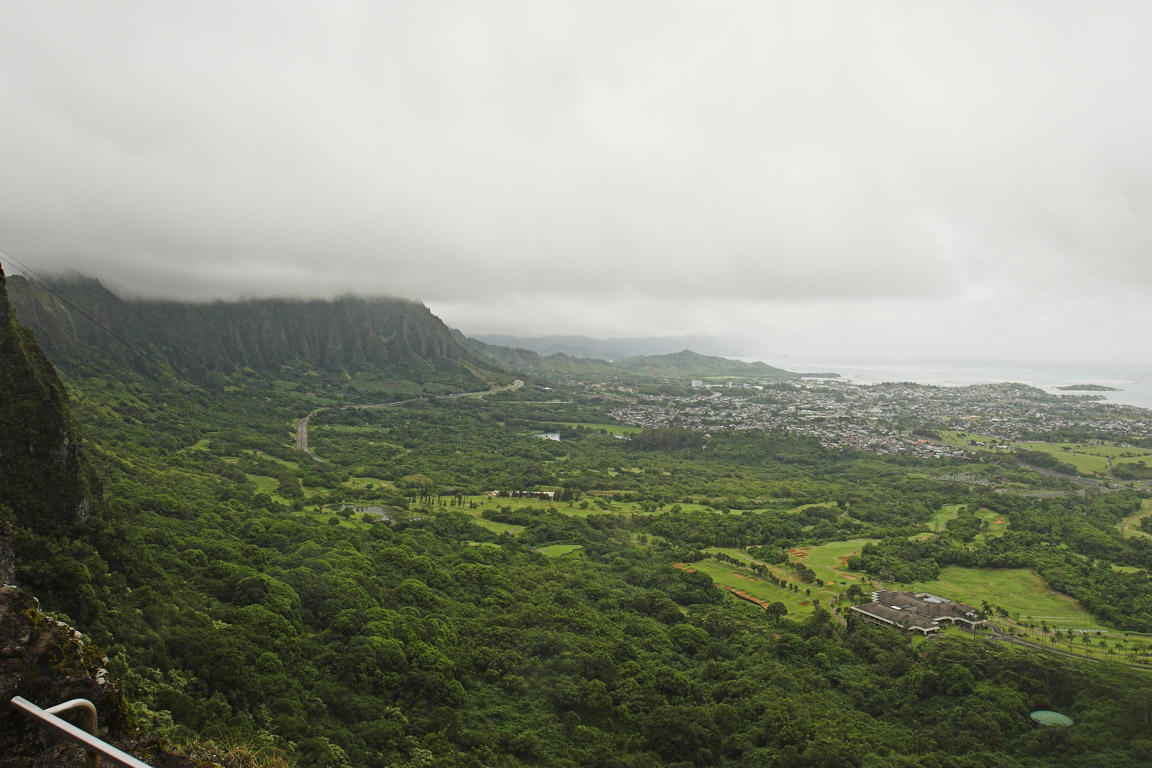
[850,590,986,635]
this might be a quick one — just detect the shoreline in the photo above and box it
[730,357,1152,411]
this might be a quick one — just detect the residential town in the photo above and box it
[601,379,1151,459]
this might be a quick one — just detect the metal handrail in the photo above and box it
[10,696,153,768]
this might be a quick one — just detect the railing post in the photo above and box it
[42,698,100,768]
[9,696,153,768]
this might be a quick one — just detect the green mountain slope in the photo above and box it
[472,333,741,360]
[613,350,796,378]
[458,333,799,381]
[8,275,507,387]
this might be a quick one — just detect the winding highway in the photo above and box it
[295,379,523,462]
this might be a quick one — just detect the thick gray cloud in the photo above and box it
[2,1,1149,364]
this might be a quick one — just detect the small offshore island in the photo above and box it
[1057,383,1120,391]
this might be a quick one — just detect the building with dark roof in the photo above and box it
[850,590,986,635]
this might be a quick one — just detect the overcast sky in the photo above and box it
[2,1,1150,366]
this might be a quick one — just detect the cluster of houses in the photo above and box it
[602,379,1150,460]
[850,590,986,636]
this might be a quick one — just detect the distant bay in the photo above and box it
[732,357,1152,411]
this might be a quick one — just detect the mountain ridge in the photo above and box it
[472,332,747,360]
[7,274,506,387]
[456,332,800,380]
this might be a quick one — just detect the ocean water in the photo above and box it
[734,357,1152,411]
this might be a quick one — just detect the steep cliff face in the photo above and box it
[0,266,123,763]
[0,269,193,767]
[1,264,111,753]
[0,266,102,535]
[0,515,13,587]
[8,274,502,381]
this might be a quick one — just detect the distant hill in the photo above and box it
[613,350,797,378]
[472,333,746,360]
[8,275,506,386]
[457,333,799,381]
[454,332,614,376]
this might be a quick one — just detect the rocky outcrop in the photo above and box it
[0,513,13,587]
[0,580,199,768]
[0,265,102,535]
[0,270,195,767]
[0,583,125,767]
[0,268,117,766]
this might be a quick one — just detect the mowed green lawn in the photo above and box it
[469,495,606,518]
[551,422,642,435]
[457,494,734,536]
[938,430,1004,448]
[1118,498,1152,540]
[925,505,1008,540]
[907,566,1105,631]
[937,433,1151,478]
[470,518,525,536]
[245,473,280,494]
[1015,443,1110,475]
[976,508,1009,538]
[538,544,585,558]
[789,539,877,579]
[929,504,964,530]
[687,558,828,619]
[778,539,875,590]
[343,476,395,490]
[468,494,717,517]
[1017,441,1151,476]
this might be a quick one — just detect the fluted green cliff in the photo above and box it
[8,274,504,385]
[0,266,102,535]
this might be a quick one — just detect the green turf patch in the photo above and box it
[906,566,1105,631]
[685,558,829,619]
[786,538,877,584]
[939,430,1003,448]
[468,494,718,518]
[1118,498,1152,540]
[472,518,525,536]
[549,422,642,435]
[928,504,962,531]
[239,450,300,470]
[245,473,280,494]
[975,508,1009,539]
[344,476,395,489]
[538,544,585,558]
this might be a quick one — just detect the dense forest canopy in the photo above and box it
[3,275,1152,768]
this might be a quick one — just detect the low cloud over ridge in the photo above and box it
[2,1,1149,363]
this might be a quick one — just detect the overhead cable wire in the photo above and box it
[0,248,252,427]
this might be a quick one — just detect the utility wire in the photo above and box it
[1,249,188,381]
[0,248,252,427]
